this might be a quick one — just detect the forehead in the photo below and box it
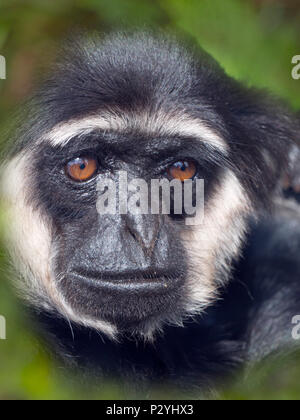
[40,110,228,154]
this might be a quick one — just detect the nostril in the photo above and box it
[127,223,155,251]
[128,227,138,242]
[123,214,160,255]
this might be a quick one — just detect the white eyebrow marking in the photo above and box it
[42,110,228,153]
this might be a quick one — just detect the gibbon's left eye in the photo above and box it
[167,159,197,181]
[65,157,98,182]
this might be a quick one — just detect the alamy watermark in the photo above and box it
[96,171,205,226]
[292,316,300,340]
[0,55,6,80]
[0,315,6,340]
[292,55,300,80]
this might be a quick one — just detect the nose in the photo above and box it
[124,214,161,255]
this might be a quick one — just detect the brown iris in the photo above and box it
[66,157,98,182]
[167,160,197,181]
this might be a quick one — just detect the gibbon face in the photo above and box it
[1,33,296,339]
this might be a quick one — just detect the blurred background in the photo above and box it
[0,0,300,400]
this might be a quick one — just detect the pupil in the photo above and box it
[181,163,187,171]
[80,163,86,170]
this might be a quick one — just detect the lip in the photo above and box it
[68,269,184,293]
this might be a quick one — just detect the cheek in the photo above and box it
[33,175,98,221]
[2,155,117,337]
[181,171,251,311]
[1,155,55,302]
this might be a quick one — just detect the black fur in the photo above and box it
[7,32,300,389]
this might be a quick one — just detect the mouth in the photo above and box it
[56,266,187,328]
[69,268,185,293]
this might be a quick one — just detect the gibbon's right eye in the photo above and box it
[65,157,98,182]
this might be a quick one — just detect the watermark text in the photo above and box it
[0,55,6,80]
[292,55,300,80]
[292,315,300,340]
[0,315,6,340]
[96,171,205,226]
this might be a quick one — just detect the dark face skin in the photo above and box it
[31,129,225,330]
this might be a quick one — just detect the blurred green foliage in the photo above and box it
[0,0,300,400]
